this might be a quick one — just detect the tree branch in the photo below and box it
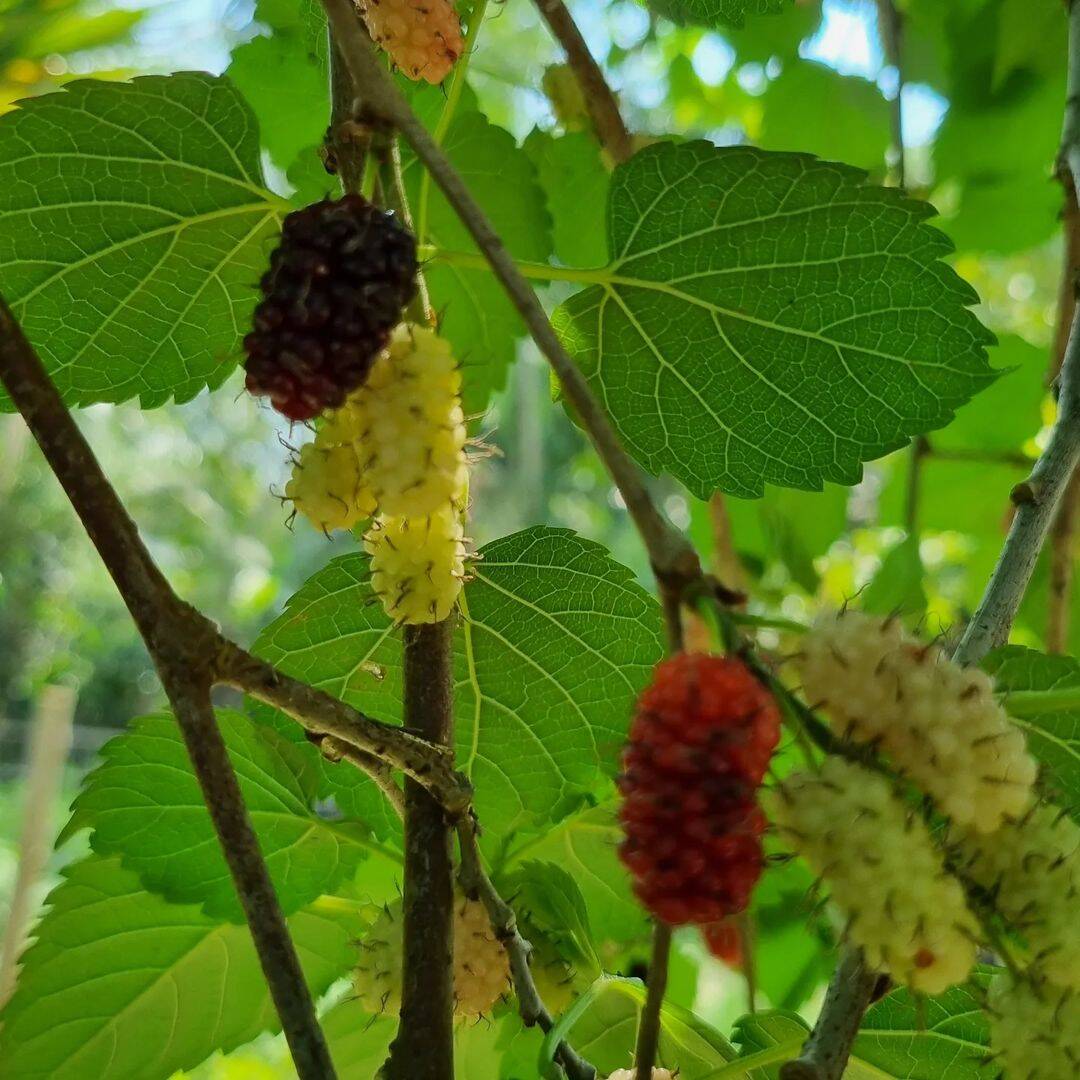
[0,298,337,1079]
[778,947,879,1080]
[955,3,1080,664]
[456,814,597,1080]
[319,0,702,623]
[382,621,457,1080]
[1047,140,1080,651]
[633,923,672,1080]
[533,0,633,164]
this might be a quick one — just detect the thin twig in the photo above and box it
[456,814,598,1080]
[215,641,471,811]
[316,735,406,819]
[382,621,456,1080]
[1047,149,1080,651]
[955,2,1080,664]
[634,922,672,1080]
[326,41,372,193]
[319,0,702,624]
[533,0,633,164]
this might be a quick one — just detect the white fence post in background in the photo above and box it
[0,684,76,1006]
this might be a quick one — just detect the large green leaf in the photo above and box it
[0,73,284,409]
[984,646,1080,816]
[730,1010,809,1079]
[553,142,995,499]
[853,974,993,1079]
[0,856,363,1080]
[406,101,553,416]
[61,709,385,918]
[541,976,734,1078]
[254,527,663,841]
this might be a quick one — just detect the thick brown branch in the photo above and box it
[168,682,337,1078]
[0,297,336,1079]
[456,815,597,1080]
[319,0,702,622]
[533,0,633,164]
[382,621,457,1080]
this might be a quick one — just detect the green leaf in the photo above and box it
[504,803,648,948]
[227,33,328,173]
[254,527,663,841]
[524,129,611,268]
[933,71,1064,255]
[0,73,283,410]
[62,710,383,918]
[641,0,790,31]
[407,107,553,415]
[993,0,1064,87]
[505,860,602,975]
[730,1010,809,1079]
[540,976,734,1078]
[322,1000,396,1077]
[758,63,889,175]
[984,646,1080,817]
[553,142,995,499]
[853,974,993,1079]
[862,535,927,619]
[0,856,363,1080]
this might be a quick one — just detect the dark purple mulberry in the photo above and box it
[243,195,417,421]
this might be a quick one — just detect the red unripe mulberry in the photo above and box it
[618,654,779,926]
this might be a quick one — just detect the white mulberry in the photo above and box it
[358,0,464,84]
[285,442,376,532]
[353,894,510,1019]
[988,974,1080,1079]
[766,757,978,994]
[365,507,465,624]
[798,611,1037,832]
[607,1070,677,1079]
[358,324,468,519]
[956,804,1080,988]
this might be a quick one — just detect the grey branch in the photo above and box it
[955,0,1080,666]
[456,814,597,1080]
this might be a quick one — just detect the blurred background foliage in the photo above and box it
[0,0,1072,1059]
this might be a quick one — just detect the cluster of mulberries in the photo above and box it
[618,654,780,927]
[766,757,977,994]
[285,324,469,623]
[955,805,1080,989]
[799,611,1036,832]
[244,196,417,421]
[358,0,463,84]
[988,973,1080,1079]
[353,894,510,1019]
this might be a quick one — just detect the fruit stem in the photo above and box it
[633,922,673,1080]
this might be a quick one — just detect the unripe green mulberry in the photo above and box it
[766,757,977,994]
[353,894,510,1019]
[956,805,1080,988]
[799,611,1037,832]
[359,324,468,519]
[365,506,465,624]
[285,442,376,532]
[988,974,1080,1079]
